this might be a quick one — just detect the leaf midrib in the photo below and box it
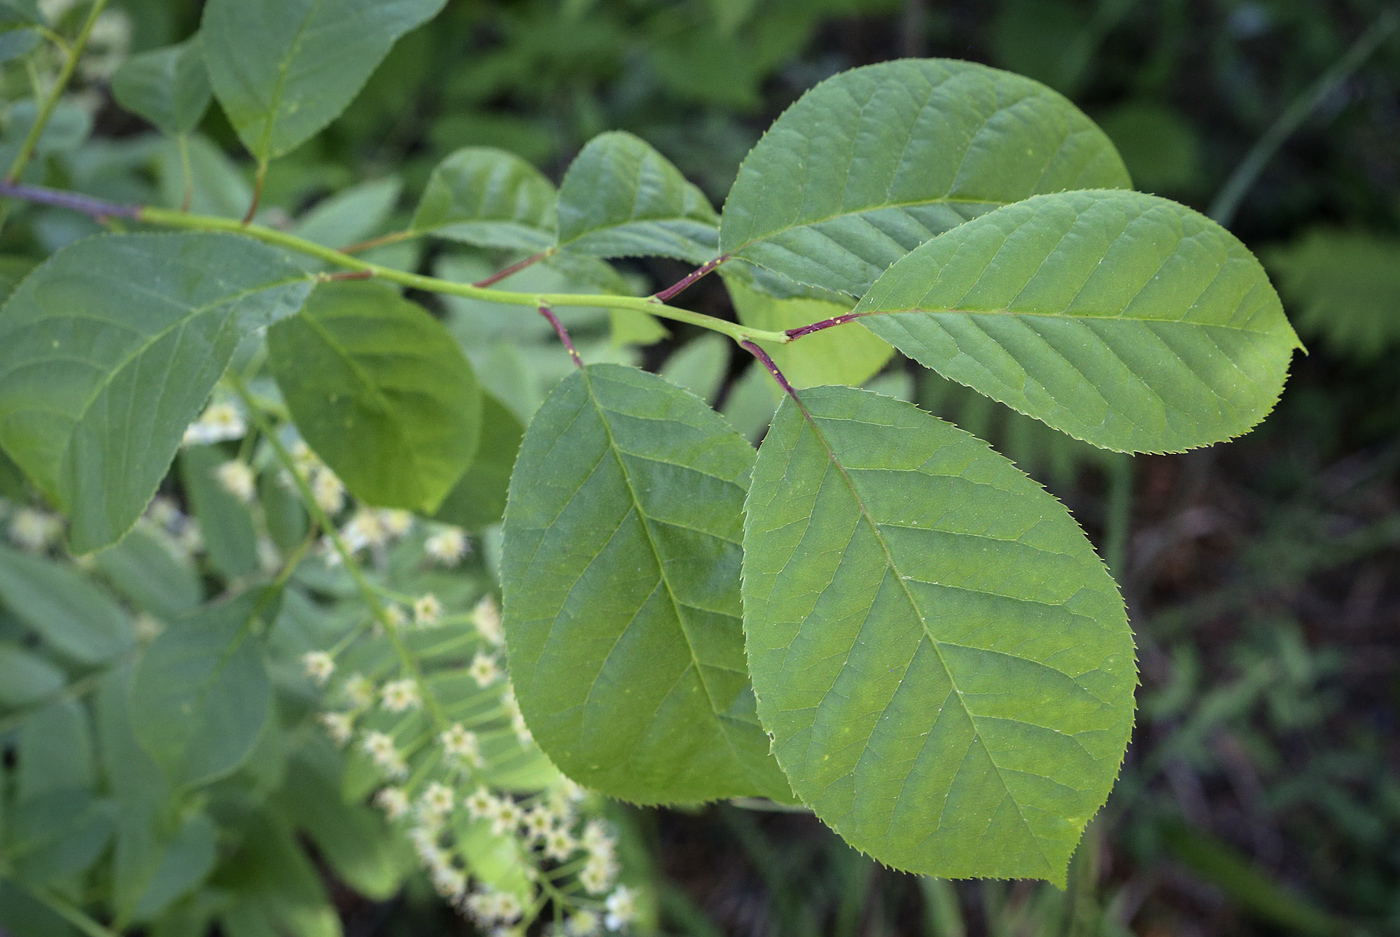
[780,392,1055,871]
[255,0,329,160]
[577,367,753,776]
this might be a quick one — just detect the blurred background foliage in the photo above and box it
[2,0,1399,935]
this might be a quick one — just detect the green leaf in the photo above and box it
[125,813,218,924]
[291,177,403,250]
[719,58,1131,297]
[743,385,1135,882]
[110,38,212,136]
[128,591,272,789]
[0,643,64,708]
[556,131,719,264]
[431,392,523,531]
[501,364,789,804]
[179,445,259,581]
[0,544,132,664]
[856,190,1302,453]
[5,791,115,886]
[1262,227,1400,364]
[18,698,95,799]
[658,334,730,404]
[213,811,340,937]
[268,280,482,513]
[725,274,892,389]
[409,146,557,250]
[202,0,447,162]
[0,233,312,553]
[93,525,202,621]
[0,0,39,28]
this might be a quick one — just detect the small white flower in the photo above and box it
[566,910,602,937]
[604,885,638,931]
[440,723,483,766]
[289,439,321,477]
[343,673,375,709]
[464,786,498,820]
[381,678,422,713]
[417,781,455,822]
[413,593,443,627]
[579,856,617,895]
[183,402,245,445]
[469,652,501,688]
[494,892,524,924]
[430,862,467,900]
[425,527,468,566]
[318,711,354,746]
[342,509,388,551]
[301,651,334,685]
[146,496,181,528]
[311,468,345,515]
[521,806,553,841]
[544,826,577,862]
[214,460,256,502]
[472,595,504,646]
[374,786,410,820]
[381,509,414,538]
[489,797,523,837]
[8,507,60,552]
[360,730,407,778]
[583,820,617,864]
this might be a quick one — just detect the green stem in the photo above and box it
[1209,9,1399,226]
[134,205,791,344]
[229,374,450,729]
[26,885,120,937]
[5,0,110,183]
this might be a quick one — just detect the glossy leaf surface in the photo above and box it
[0,233,311,553]
[110,38,212,135]
[743,385,1135,882]
[719,58,1131,297]
[202,0,446,161]
[857,190,1302,453]
[501,364,789,804]
[268,281,482,513]
[128,591,271,789]
[411,147,557,251]
[557,131,719,264]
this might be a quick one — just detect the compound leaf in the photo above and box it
[0,233,312,554]
[128,591,272,789]
[743,384,1135,883]
[410,147,557,251]
[0,544,132,665]
[268,280,482,513]
[501,364,789,804]
[202,0,447,162]
[109,38,212,135]
[857,190,1302,453]
[719,58,1131,298]
[557,131,719,264]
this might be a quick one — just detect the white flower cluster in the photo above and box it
[425,526,469,566]
[214,460,256,502]
[183,402,246,446]
[5,505,62,553]
[360,730,408,778]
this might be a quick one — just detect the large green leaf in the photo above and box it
[856,190,1302,453]
[0,233,312,553]
[109,38,212,136]
[742,385,1135,882]
[0,644,64,708]
[501,364,789,804]
[268,280,482,513]
[0,544,132,665]
[202,0,447,162]
[93,525,202,621]
[432,392,523,531]
[128,591,272,789]
[410,147,557,251]
[725,274,892,389]
[719,58,1131,298]
[556,131,719,264]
